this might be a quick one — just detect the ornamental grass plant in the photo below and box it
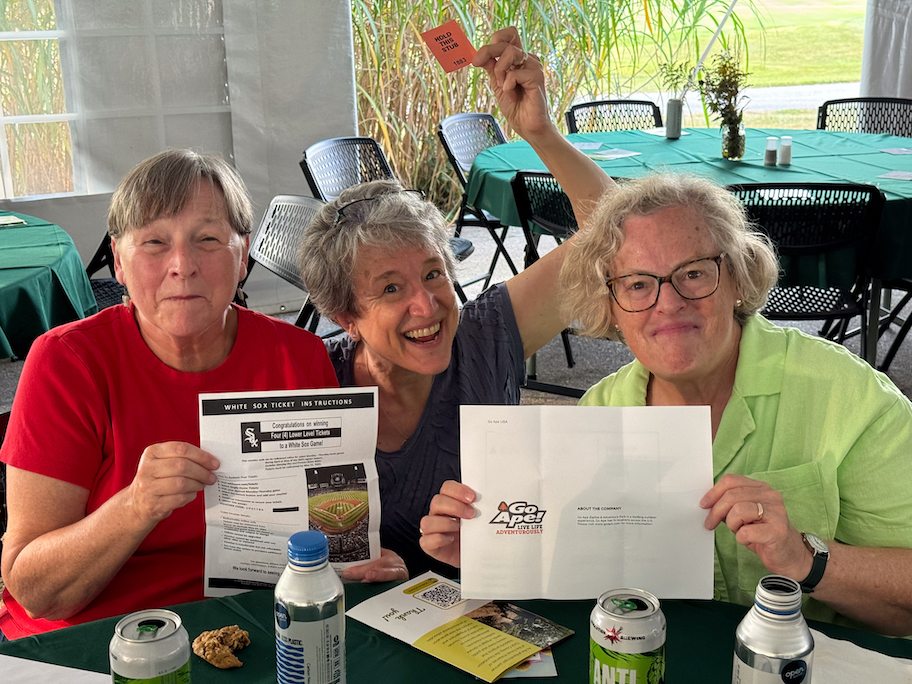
[351,0,760,212]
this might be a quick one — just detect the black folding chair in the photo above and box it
[438,113,519,290]
[817,97,912,368]
[817,97,912,137]
[239,195,336,335]
[300,136,474,302]
[727,183,885,364]
[84,234,125,310]
[565,100,662,133]
[511,171,582,398]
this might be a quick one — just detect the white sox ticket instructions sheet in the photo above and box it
[460,405,714,600]
[200,387,379,597]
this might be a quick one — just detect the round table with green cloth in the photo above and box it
[0,212,97,359]
[466,128,912,282]
[467,128,912,365]
[1,582,910,682]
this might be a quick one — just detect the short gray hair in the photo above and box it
[560,173,779,340]
[298,179,457,321]
[108,149,253,238]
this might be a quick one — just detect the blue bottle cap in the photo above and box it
[287,530,330,567]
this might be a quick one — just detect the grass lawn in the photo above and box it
[743,0,866,86]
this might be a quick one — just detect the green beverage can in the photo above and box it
[590,588,666,684]
[109,609,192,683]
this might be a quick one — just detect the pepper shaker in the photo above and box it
[764,137,778,166]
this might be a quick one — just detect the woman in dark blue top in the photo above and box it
[298,28,614,578]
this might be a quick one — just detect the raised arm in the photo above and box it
[472,27,614,357]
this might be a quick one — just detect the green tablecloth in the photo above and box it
[2,583,911,682]
[467,128,912,281]
[0,211,97,359]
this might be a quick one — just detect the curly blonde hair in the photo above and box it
[560,174,779,340]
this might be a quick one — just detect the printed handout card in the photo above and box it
[200,387,380,596]
[347,572,573,682]
[421,19,476,72]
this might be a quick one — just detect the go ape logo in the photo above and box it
[489,501,547,529]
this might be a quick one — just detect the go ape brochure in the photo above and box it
[347,572,573,681]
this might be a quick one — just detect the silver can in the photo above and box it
[109,609,191,683]
[732,575,813,684]
[590,587,666,684]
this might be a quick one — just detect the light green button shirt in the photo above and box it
[580,315,912,629]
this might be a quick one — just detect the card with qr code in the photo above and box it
[347,571,573,682]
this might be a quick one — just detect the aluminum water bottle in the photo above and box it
[275,530,346,684]
[732,575,813,684]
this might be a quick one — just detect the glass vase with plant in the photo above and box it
[699,51,750,160]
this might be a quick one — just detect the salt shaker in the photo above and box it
[779,136,792,165]
[764,137,778,166]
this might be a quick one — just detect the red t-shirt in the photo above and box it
[0,304,337,638]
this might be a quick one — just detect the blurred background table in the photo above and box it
[2,582,911,683]
[0,211,97,359]
[467,128,912,282]
[468,128,912,367]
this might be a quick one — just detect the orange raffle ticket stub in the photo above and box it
[421,19,476,73]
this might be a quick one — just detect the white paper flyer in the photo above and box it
[459,405,714,600]
[200,387,379,596]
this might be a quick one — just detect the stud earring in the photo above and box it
[735,299,743,307]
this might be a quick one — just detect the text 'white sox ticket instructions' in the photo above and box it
[460,405,714,600]
[200,387,379,597]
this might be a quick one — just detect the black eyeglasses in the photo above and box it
[333,189,425,226]
[605,254,725,313]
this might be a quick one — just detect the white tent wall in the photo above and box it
[861,0,912,98]
[0,0,357,315]
[223,0,357,314]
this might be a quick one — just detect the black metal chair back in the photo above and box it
[437,113,518,290]
[244,195,329,333]
[511,171,581,394]
[438,113,508,187]
[817,98,912,369]
[511,171,579,261]
[300,136,396,201]
[565,100,662,133]
[817,97,912,136]
[85,234,125,310]
[728,182,885,361]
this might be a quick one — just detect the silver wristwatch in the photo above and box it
[799,532,829,593]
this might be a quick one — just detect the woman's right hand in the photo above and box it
[472,27,552,139]
[128,441,220,527]
[419,480,477,568]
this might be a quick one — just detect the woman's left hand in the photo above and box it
[701,474,813,582]
[341,548,409,583]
